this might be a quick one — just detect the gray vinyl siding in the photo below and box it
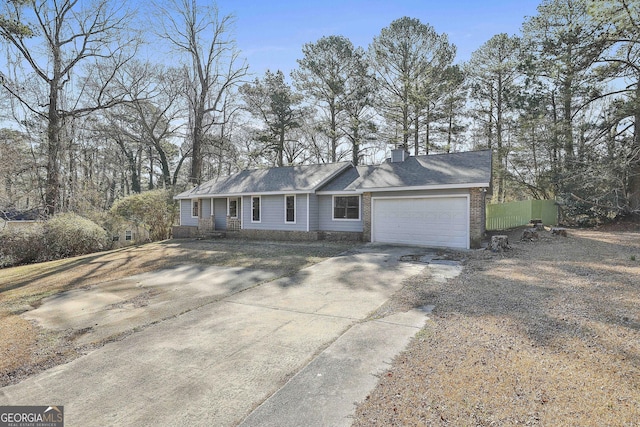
[201,198,212,217]
[180,199,198,226]
[318,195,363,232]
[242,194,308,231]
[308,194,319,231]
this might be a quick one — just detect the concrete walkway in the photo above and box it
[0,245,440,426]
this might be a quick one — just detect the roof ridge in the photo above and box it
[412,149,491,160]
[217,160,352,177]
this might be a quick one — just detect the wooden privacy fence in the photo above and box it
[486,199,558,231]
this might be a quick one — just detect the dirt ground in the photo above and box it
[0,239,357,387]
[352,228,640,426]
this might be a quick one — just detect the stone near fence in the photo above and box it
[521,229,539,241]
[529,219,545,231]
[551,227,568,237]
[490,235,510,252]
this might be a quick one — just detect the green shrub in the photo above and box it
[0,213,108,268]
[109,190,177,241]
[42,213,109,260]
[0,224,45,268]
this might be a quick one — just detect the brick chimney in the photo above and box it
[390,146,410,163]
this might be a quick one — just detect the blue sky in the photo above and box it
[214,0,542,76]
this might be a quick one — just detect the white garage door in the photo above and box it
[372,196,469,249]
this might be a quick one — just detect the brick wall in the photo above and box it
[232,229,363,242]
[172,225,198,238]
[227,216,241,231]
[362,192,372,242]
[234,229,319,241]
[198,216,214,232]
[469,188,487,248]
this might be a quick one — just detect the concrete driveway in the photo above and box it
[0,244,454,426]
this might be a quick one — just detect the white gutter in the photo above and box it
[316,182,490,195]
[174,190,313,200]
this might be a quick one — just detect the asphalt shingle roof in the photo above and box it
[175,162,351,199]
[174,150,492,199]
[316,165,377,192]
[358,150,492,190]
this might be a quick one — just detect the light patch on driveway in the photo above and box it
[23,265,277,346]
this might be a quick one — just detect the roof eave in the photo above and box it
[355,182,491,193]
[316,190,359,195]
[174,189,315,199]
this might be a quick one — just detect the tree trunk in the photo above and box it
[330,102,338,162]
[562,76,574,167]
[402,83,410,147]
[446,103,453,153]
[190,113,204,185]
[496,75,504,203]
[352,122,360,165]
[130,152,141,194]
[414,115,420,156]
[149,146,154,190]
[45,80,61,216]
[629,79,640,213]
[278,127,285,167]
[157,146,172,188]
[424,104,431,155]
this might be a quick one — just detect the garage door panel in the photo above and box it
[372,197,468,249]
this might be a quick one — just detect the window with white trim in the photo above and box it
[251,196,261,222]
[125,230,133,241]
[333,195,360,220]
[285,195,296,223]
[191,199,199,218]
[228,198,238,218]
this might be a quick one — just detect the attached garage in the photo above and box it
[372,196,469,249]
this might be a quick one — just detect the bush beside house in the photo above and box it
[0,213,109,268]
[109,189,177,242]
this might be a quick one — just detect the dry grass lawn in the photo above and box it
[2,230,639,426]
[0,239,357,386]
[352,228,640,426]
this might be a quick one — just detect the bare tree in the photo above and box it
[155,0,248,185]
[0,127,38,209]
[112,61,187,188]
[0,0,139,215]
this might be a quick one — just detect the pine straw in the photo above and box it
[352,229,640,426]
